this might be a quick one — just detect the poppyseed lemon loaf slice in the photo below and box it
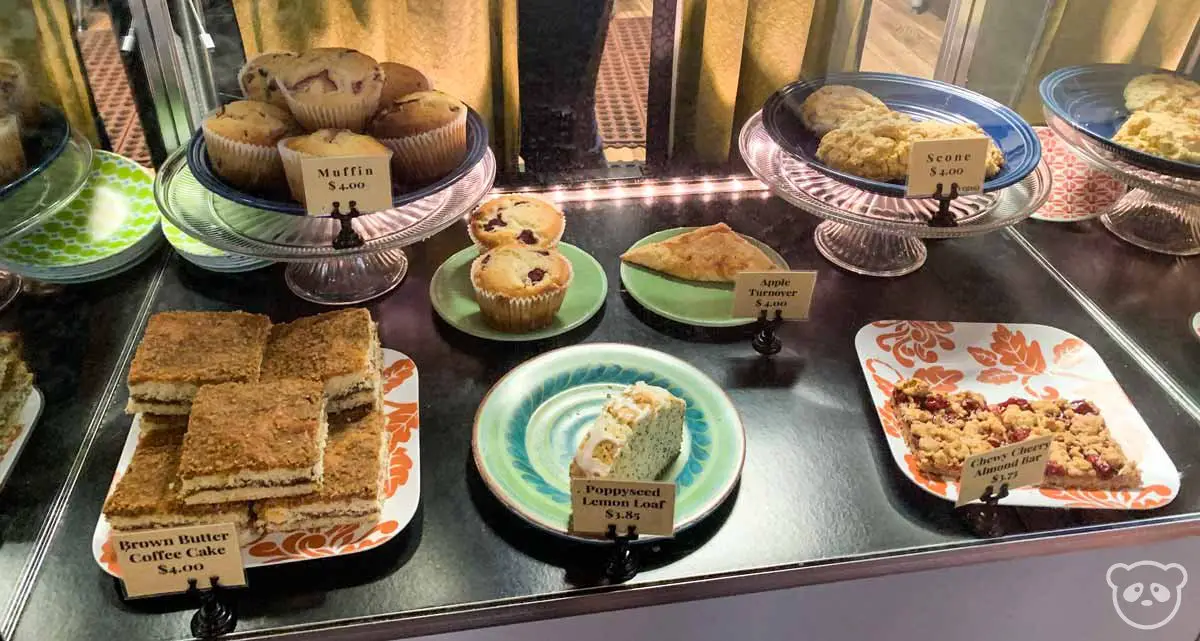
[569,382,685,481]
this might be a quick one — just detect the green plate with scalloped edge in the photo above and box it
[430,242,608,342]
[0,151,158,268]
[472,343,746,542]
[620,227,789,327]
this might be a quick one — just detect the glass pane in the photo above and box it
[859,0,949,77]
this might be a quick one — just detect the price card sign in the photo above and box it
[111,523,246,598]
[906,136,990,197]
[956,435,1053,507]
[570,479,676,537]
[731,271,818,319]
[300,155,392,216]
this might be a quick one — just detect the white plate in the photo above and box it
[855,321,1179,509]
[0,388,45,491]
[92,349,420,575]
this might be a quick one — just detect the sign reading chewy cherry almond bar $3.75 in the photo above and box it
[955,435,1053,508]
[731,271,818,320]
[570,479,676,537]
[905,136,991,198]
[111,523,246,598]
[300,155,392,216]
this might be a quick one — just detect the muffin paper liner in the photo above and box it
[276,137,315,205]
[202,122,285,192]
[379,108,468,184]
[280,83,381,133]
[470,256,574,332]
[0,116,25,182]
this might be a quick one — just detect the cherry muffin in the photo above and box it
[467,196,564,250]
[238,51,297,109]
[379,62,432,105]
[369,90,468,184]
[277,129,391,206]
[277,48,384,132]
[202,100,299,191]
[470,245,573,332]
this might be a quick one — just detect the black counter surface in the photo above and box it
[8,195,1199,641]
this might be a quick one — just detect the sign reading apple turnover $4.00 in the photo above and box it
[731,271,818,319]
[300,155,392,216]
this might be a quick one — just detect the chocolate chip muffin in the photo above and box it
[470,245,573,332]
[277,129,392,206]
[369,90,468,184]
[379,62,431,105]
[202,100,299,191]
[468,196,564,250]
[239,51,297,109]
[277,48,385,132]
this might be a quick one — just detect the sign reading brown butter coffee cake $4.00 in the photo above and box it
[570,479,676,537]
[905,136,990,198]
[731,271,818,320]
[300,155,392,216]
[956,435,1053,508]
[112,523,246,598]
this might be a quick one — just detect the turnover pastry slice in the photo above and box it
[621,223,779,283]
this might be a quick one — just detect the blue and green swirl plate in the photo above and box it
[472,343,745,541]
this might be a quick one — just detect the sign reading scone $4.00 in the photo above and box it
[906,136,990,198]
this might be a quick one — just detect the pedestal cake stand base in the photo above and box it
[285,249,408,305]
[813,220,927,277]
[1100,188,1200,256]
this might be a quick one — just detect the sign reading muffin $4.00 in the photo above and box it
[905,136,990,197]
[300,155,393,216]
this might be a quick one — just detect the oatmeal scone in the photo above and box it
[1124,73,1200,112]
[1113,110,1200,164]
[799,85,889,138]
[816,112,915,181]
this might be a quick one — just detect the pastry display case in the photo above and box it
[0,1,1199,640]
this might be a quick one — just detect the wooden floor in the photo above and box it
[860,0,946,78]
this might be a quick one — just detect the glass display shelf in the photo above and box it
[739,111,1052,277]
[5,190,1198,641]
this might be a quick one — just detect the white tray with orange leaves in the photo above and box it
[92,349,420,576]
[855,321,1179,510]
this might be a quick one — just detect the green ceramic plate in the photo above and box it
[620,227,789,327]
[430,243,608,342]
[472,343,745,541]
[161,214,225,257]
[0,151,159,268]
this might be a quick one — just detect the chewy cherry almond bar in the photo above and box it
[889,379,1140,490]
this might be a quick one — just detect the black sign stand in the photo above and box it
[604,524,640,583]
[330,200,366,249]
[929,182,960,228]
[967,482,1010,538]
[187,576,236,639]
[752,309,784,356]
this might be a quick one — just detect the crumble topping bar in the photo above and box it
[891,379,1005,478]
[178,379,327,505]
[126,311,271,415]
[260,308,382,416]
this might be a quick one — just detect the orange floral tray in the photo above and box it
[93,349,420,576]
[855,321,1178,509]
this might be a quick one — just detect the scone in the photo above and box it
[277,129,392,206]
[277,48,385,132]
[202,100,299,191]
[468,195,565,250]
[1124,73,1200,113]
[0,115,25,183]
[379,62,431,105]
[239,51,298,109]
[1114,110,1200,164]
[470,245,573,332]
[369,90,468,184]
[908,121,1005,177]
[799,85,888,137]
[620,223,779,283]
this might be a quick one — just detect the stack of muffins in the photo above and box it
[0,59,39,185]
[201,48,470,210]
[466,196,574,332]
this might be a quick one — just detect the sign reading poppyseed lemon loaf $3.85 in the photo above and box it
[301,155,392,216]
[570,479,676,537]
[112,523,246,598]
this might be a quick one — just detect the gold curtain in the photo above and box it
[970,0,1200,122]
[232,0,520,170]
[672,0,863,164]
[0,0,99,143]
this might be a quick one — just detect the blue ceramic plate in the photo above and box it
[186,107,490,215]
[1040,63,1200,179]
[761,73,1042,197]
[0,105,71,200]
[472,343,746,542]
